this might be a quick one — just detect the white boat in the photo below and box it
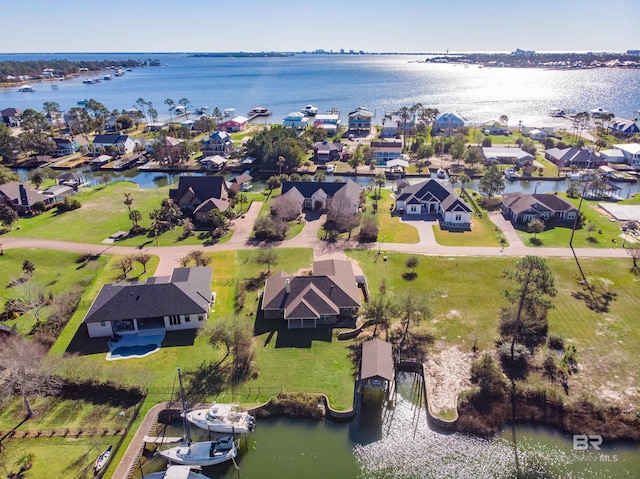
[18,85,35,92]
[223,108,236,117]
[437,168,446,179]
[301,104,318,116]
[93,445,112,475]
[143,465,210,479]
[504,168,519,180]
[186,402,255,434]
[159,435,237,467]
[174,106,187,115]
[103,74,112,80]
[160,369,238,467]
[590,107,611,118]
[326,164,335,174]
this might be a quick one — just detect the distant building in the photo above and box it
[433,113,465,133]
[312,141,344,162]
[1,108,22,127]
[370,141,404,163]
[201,131,234,157]
[0,182,52,215]
[608,118,639,138]
[502,193,578,225]
[282,112,308,131]
[544,147,599,168]
[348,107,373,133]
[92,134,136,155]
[218,116,248,132]
[482,147,534,166]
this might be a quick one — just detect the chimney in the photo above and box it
[329,285,334,295]
[19,184,28,206]
[285,279,290,294]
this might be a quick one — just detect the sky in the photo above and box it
[2,0,639,54]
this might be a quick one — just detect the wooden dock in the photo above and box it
[143,435,182,445]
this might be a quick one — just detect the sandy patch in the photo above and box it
[423,344,473,414]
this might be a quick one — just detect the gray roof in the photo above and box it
[397,179,471,212]
[169,176,229,207]
[361,339,394,381]
[83,267,212,324]
[281,180,359,203]
[502,192,578,215]
[0,182,48,206]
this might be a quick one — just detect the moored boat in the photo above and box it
[143,465,210,479]
[301,104,318,116]
[437,168,446,179]
[504,168,519,180]
[77,99,89,106]
[93,445,112,475]
[248,106,270,117]
[159,435,237,467]
[18,85,35,92]
[186,402,255,434]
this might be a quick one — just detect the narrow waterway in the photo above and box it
[133,375,639,478]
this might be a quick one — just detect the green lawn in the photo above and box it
[432,213,504,247]
[515,194,624,248]
[346,251,640,404]
[373,189,420,243]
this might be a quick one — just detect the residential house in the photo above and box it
[92,134,136,155]
[527,129,547,141]
[228,173,253,194]
[395,179,473,228]
[544,147,598,168]
[0,182,52,215]
[312,113,341,136]
[608,118,639,138]
[612,144,640,168]
[41,184,74,202]
[169,176,230,222]
[199,155,227,172]
[56,172,88,190]
[370,141,404,163]
[433,113,465,133]
[51,137,75,157]
[360,339,394,392]
[280,180,360,214]
[261,259,362,329]
[88,155,113,170]
[348,107,373,133]
[218,116,248,132]
[381,112,416,139]
[312,140,344,162]
[482,120,511,135]
[598,148,626,164]
[1,108,22,127]
[482,147,534,166]
[201,131,234,157]
[145,135,181,154]
[501,192,578,225]
[282,112,308,131]
[82,267,213,338]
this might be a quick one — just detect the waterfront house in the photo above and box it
[433,113,465,133]
[199,155,227,172]
[381,112,417,139]
[544,147,599,168]
[0,182,51,215]
[360,339,394,392]
[169,176,230,222]
[609,118,639,138]
[219,116,248,132]
[1,108,22,127]
[482,120,511,136]
[395,179,472,228]
[312,113,341,136]
[201,130,234,157]
[56,172,88,190]
[312,140,344,163]
[482,147,534,166]
[371,141,404,163]
[527,129,547,141]
[348,107,373,133]
[501,192,578,225]
[612,144,640,169]
[229,173,253,194]
[51,137,81,157]
[92,134,136,155]
[82,267,213,338]
[41,184,74,202]
[262,259,362,329]
[280,180,360,214]
[598,148,626,164]
[282,112,308,131]
[145,135,181,154]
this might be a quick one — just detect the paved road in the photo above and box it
[1,211,629,278]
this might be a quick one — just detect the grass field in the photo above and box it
[433,212,504,247]
[346,250,640,406]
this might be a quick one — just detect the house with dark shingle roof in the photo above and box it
[280,180,360,214]
[544,147,599,169]
[169,176,230,222]
[395,179,472,228]
[82,267,213,338]
[92,134,136,154]
[1,107,22,127]
[0,182,51,215]
[261,259,362,329]
[501,192,578,225]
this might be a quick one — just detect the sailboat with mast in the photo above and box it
[159,369,238,467]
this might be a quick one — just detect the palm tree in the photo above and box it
[499,114,509,127]
[179,98,191,120]
[136,98,149,125]
[165,98,175,122]
[397,106,412,151]
[277,155,286,175]
[458,172,470,191]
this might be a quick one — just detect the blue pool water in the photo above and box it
[108,343,159,360]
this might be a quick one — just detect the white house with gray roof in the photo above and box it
[395,179,472,228]
[82,267,213,338]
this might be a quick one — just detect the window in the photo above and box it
[185,315,191,322]
[455,214,462,221]
[169,315,181,326]
[100,321,106,327]
[198,314,204,321]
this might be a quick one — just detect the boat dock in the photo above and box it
[142,435,182,445]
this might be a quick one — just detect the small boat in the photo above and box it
[143,465,210,479]
[160,369,237,467]
[223,108,235,117]
[326,164,335,174]
[504,168,519,180]
[301,104,318,116]
[77,99,89,106]
[248,107,270,117]
[437,168,446,179]
[93,445,112,475]
[18,85,35,92]
[186,402,255,434]
[103,74,112,80]
[590,107,611,119]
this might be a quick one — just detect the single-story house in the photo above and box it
[360,338,394,392]
[312,114,341,135]
[56,172,89,190]
[598,148,627,164]
[482,147,534,166]
[199,155,227,172]
[501,192,578,225]
[612,144,640,168]
[89,154,113,169]
[527,129,547,141]
[169,175,230,222]
[433,113,465,133]
[348,107,373,132]
[282,112,308,131]
[41,185,74,202]
[82,267,213,338]
[312,140,344,162]
[544,147,599,168]
[201,130,234,157]
[1,108,22,127]
[0,182,52,215]
[93,134,136,154]
[280,180,360,214]
[371,141,404,163]
[395,179,473,228]
[262,259,362,329]
[219,116,248,132]
[608,118,639,138]
[482,120,510,135]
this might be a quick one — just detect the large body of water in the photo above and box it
[2,53,640,130]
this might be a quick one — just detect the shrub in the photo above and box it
[56,197,81,213]
[470,352,506,400]
[548,335,565,351]
[253,215,288,241]
[358,215,379,242]
[498,341,530,379]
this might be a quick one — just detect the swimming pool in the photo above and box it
[107,343,160,360]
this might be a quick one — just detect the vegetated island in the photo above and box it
[189,52,294,58]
